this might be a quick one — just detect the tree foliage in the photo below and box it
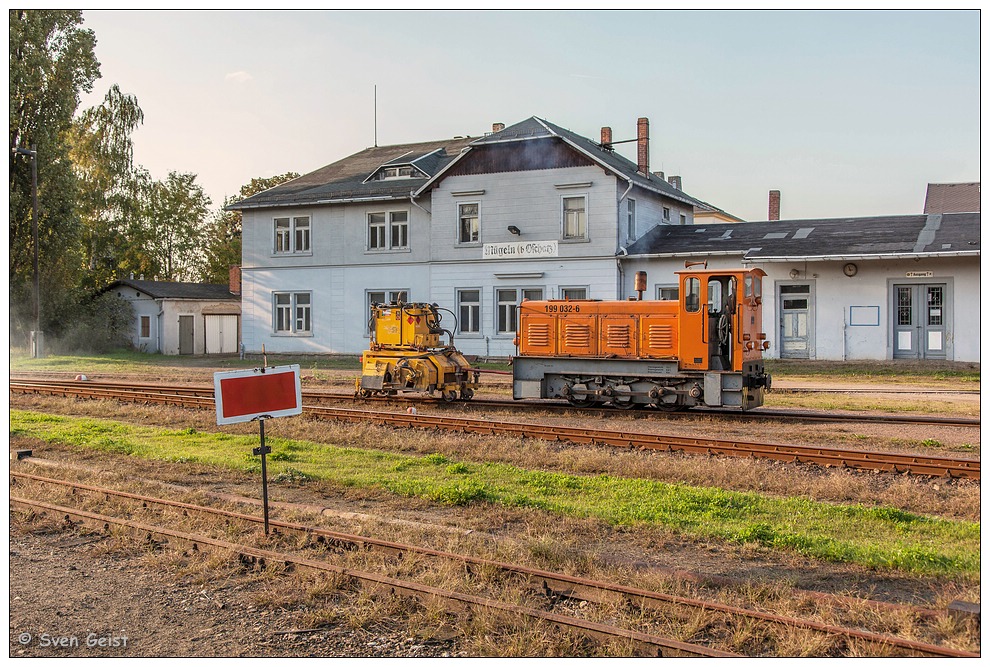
[67,83,144,288]
[9,9,100,340]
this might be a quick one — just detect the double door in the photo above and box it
[893,284,946,359]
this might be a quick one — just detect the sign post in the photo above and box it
[214,364,302,535]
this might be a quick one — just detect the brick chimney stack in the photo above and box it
[768,190,781,221]
[668,175,682,190]
[492,122,505,133]
[600,126,612,147]
[229,265,241,295]
[636,117,650,175]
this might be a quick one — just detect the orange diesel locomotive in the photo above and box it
[512,267,772,411]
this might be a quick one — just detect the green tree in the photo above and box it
[131,171,212,282]
[198,172,299,283]
[9,9,100,340]
[67,83,145,289]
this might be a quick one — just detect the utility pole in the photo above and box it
[14,145,42,357]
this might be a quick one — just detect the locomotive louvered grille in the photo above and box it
[564,323,592,347]
[606,324,631,347]
[527,322,551,347]
[648,324,674,348]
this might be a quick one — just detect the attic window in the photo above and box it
[376,166,417,180]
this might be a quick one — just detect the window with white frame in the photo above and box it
[662,207,671,222]
[657,285,679,301]
[368,211,409,250]
[679,213,687,225]
[457,289,481,334]
[496,287,543,334]
[367,289,409,333]
[562,196,587,240]
[626,199,636,241]
[458,203,480,244]
[560,286,588,300]
[274,291,311,334]
[273,216,310,254]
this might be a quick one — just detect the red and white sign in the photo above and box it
[214,365,303,425]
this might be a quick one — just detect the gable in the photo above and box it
[444,138,594,177]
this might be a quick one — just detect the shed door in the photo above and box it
[178,315,194,355]
[205,315,238,354]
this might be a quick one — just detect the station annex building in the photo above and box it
[229,117,980,363]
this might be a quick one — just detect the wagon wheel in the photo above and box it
[460,388,474,401]
[442,389,458,402]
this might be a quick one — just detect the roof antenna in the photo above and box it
[374,84,378,147]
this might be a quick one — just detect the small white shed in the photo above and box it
[106,278,241,355]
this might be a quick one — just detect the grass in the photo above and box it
[12,410,980,578]
[9,350,361,373]
[764,359,980,384]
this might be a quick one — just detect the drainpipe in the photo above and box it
[409,191,430,216]
[616,179,634,299]
[157,302,165,354]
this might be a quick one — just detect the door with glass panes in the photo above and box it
[892,284,947,359]
[778,284,812,359]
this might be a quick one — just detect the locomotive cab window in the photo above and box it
[684,277,701,312]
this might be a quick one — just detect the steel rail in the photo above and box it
[9,380,980,479]
[11,471,975,658]
[9,495,735,658]
[9,377,980,428]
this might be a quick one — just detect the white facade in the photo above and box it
[619,255,980,363]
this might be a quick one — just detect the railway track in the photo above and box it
[9,376,979,428]
[9,379,980,480]
[10,472,977,658]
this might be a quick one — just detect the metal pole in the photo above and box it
[30,144,39,357]
[253,416,272,535]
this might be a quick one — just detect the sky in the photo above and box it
[76,9,980,222]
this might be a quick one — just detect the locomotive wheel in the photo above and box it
[655,401,687,412]
[609,385,637,410]
[460,388,474,401]
[565,383,594,408]
[442,389,458,402]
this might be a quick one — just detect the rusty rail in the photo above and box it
[10,379,979,479]
[10,472,978,658]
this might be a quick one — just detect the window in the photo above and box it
[140,316,150,338]
[367,289,409,333]
[657,285,679,301]
[679,213,687,225]
[684,277,701,313]
[274,292,311,334]
[368,210,409,251]
[458,203,480,244]
[457,289,481,334]
[562,196,587,240]
[390,211,408,249]
[375,165,416,180]
[273,216,310,254]
[626,199,636,241]
[560,286,588,300]
[368,213,386,250]
[662,207,671,222]
[497,287,543,334]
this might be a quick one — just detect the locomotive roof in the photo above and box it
[623,212,980,261]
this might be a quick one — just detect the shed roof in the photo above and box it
[624,212,980,261]
[107,279,239,301]
[923,182,980,214]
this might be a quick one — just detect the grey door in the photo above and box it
[893,284,947,359]
[779,284,811,359]
[178,315,194,355]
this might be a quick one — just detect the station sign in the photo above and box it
[483,240,558,259]
[214,365,302,425]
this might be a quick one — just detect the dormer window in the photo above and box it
[375,165,418,180]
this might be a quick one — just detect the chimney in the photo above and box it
[600,126,612,147]
[653,171,665,181]
[768,190,781,221]
[229,265,242,295]
[668,175,682,190]
[492,122,505,133]
[636,117,649,175]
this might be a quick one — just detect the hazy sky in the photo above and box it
[77,9,980,222]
